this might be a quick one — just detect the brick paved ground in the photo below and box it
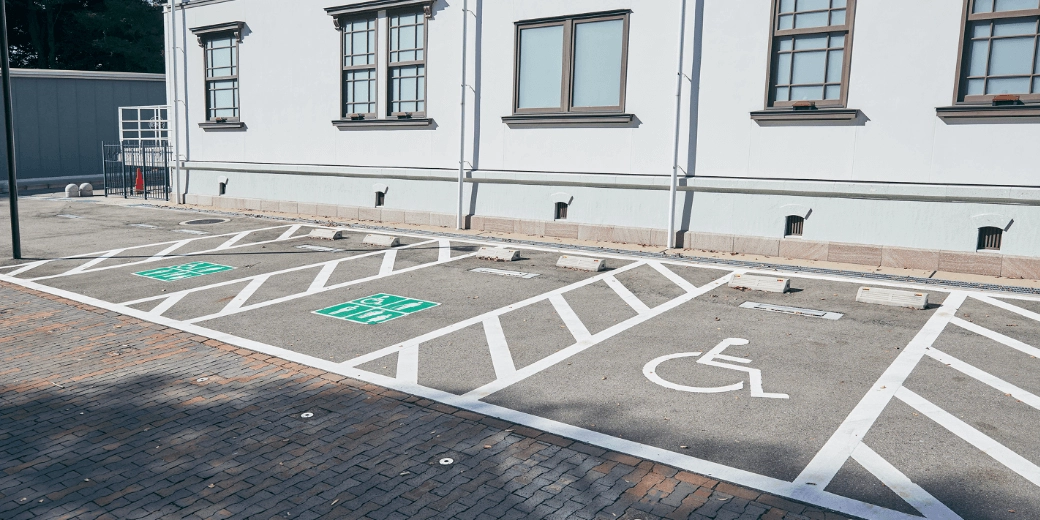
[0,281,851,520]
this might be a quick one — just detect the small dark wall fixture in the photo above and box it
[375,191,385,207]
[977,226,1002,251]
[785,215,804,237]
[555,202,568,220]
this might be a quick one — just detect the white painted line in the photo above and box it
[146,291,189,317]
[896,387,1040,488]
[396,342,419,384]
[174,229,208,235]
[646,261,698,293]
[549,294,591,343]
[695,338,789,399]
[277,225,303,241]
[951,317,1040,359]
[0,272,928,520]
[296,244,343,253]
[603,275,651,315]
[792,292,967,497]
[219,275,271,315]
[307,262,339,294]
[214,230,252,250]
[61,249,125,276]
[925,348,1040,411]
[483,316,516,379]
[148,239,193,261]
[438,239,451,262]
[341,261,647,370]
[464,273,734,401]
[973,294,1040,323]
[6,260,50,277]
[379,250,398,276]
[850,443,962,520]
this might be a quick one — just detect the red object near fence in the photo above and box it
[135,167,144,193]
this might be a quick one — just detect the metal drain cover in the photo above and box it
[180,218,229,225]
[739,301,843,320]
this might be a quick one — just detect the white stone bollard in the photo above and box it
[65,183,80,197]
[79,183,94,197]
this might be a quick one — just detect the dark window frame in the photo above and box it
[952,0,1040,105]
[763,0,857,109]
[386,7,429,118]
[511,10,631,116]
[340,14,379,119]
[192,24,244,123]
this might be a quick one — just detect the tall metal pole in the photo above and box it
[0,0,21,259]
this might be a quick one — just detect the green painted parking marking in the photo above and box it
[314,293,440,325]
[134,261,234,282]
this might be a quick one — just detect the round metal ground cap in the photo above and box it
[439,458,454,465]
[300,412,314,418]
[179,218,229,226]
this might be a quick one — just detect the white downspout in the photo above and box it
[456,0,469,230]
[168,0,182,204]
[667,0,689,249]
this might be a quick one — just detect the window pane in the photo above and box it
[389,65,425,113]
[517,25,564,109]
[989,37,1035,75]
[794,34,828,49]
[776,86,790,101]
[967,78,986,94]
[974,23,992,38]
[779,14,794,30]
[790,85,824,100]
[987,76,1031,93]
[831,0,847,7]
[792,50,826,83]
[974,0,995,12]
[780,0,795,13]
[795,11,829,29]
[830,33,845,47]
[796,0,829,11]
[992,19,1038,36]
[572,19,624,107]
[824,84,841,99]
[993,0,1039,11]
[826,49,844,82]
[779,37,794,51]
[969,40,990,76]
[1033,76,1040,92]
[777,53,792,84]
[830,9,846,26]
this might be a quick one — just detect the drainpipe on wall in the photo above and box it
[456,0,469,230]
[168,0,183,204]
[667,0,689,249]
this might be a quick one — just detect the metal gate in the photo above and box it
[102,141,170,200]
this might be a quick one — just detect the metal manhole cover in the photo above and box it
[179,218,229,226]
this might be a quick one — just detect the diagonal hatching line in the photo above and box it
[186,243,471,324]
[549,294,591,343]
[214,230,251,250]
[463,272,734,401]
[896,387,1040,488]
[646,261,699,293]
[148,239,193,261]
[603,275,651,314]
[277,225,302,241]
[379,250,398,275]
[341,261,648,369]
[951,317,1040,358]
[973,294,1040,323]
[850,444,962,520]
[791,292,967,497]
[926,347,1040,411]
[396,342,420,384]
[62,249,126,276]
[438,239,451,262]
[120,239,437,307]
[220,275,271,315]
[307,262,339,294]
[147,292,189,317]
[483,316,516,379]
[7,260,50,277]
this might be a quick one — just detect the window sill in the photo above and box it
[749,108,860,122]
[936,104,1040,122]
[502,113,634,125]
[331,118,433,128]
[199,121,245,130]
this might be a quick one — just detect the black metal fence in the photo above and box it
[102,141,170,200]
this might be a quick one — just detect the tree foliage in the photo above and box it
[6,0,164,73]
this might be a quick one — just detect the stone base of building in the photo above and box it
[184,193,1040,281]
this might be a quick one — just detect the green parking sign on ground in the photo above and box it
[314,293,440,325]
[134,261,234,282]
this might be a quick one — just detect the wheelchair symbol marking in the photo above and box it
[643,338,789,399]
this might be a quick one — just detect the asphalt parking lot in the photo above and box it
[2,196,1039,520]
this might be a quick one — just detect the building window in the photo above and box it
[785,215,804,237]
[767,0,856,107]
[978,226,1003,250]
[342,16,377,118]
[204,35,240,121]
[955,0,1040,103]
[513,11,630,114]
[389,10,426,116]
[555,202,569,220]
[375,191,385,207]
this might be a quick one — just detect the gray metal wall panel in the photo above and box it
[0,73,166,181]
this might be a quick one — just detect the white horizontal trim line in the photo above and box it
[10,68,164,81]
